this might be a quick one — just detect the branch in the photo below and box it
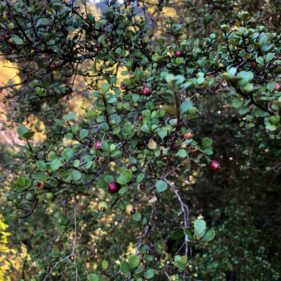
[0,80,28,91]
[136,207,155,254]
[232,83,273,115]
[164,178,189,280]
[42,202,79,281]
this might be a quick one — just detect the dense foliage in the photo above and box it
[0,0,280,280]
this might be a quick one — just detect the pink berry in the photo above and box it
[209,160,221,171]
[142,87,152,96]
[108,182,121,193]
[175,50,183,57]
[94,141,102,150]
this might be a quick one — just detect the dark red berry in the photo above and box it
[36,181,44,189]
[128,163,138,174]
[108,182,121,193]
[120,83,127,90]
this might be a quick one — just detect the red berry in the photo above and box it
[142,87,152,96]
[274,83,280,91]
[139,183,145,190]
[189,146,197,154]
[49,63,57,70]
[138,115,144,122]
[209,160,220,171]
[94,141,102,150]
[120,83,126,90]
[108,182,121,193]
[36,181,44,189]
[183,132,194,140]
[96,43,102,49]
[175,50,183,57]
[251,61,257,68]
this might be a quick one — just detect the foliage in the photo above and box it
[0,215,11,281]
[0,0,280,280]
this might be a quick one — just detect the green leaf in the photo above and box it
[79,129,89,139]
[63,148,74,161]
[36,161,47,171]
[17,125,34,140]
[102,260,108,270]
[265,52,275,62]
[203,148,213,156]
[117,169,132,185]
[237,71,253,86]
[202,138,213,148]
[17,125,29,136]
[73,159,80,168]
[38,18,51,26]
[158,129,168,139]
[165,73,176,84]
[120,261,130,275]
[241,83,254,93]
[258,33,268,46]
[269,115,280,125]
[111,150,121,159]
[180,99,193,114]
[65,133,73,139]
[71,170,82,181]
[18,176,31,188]
[89,273,101,281]
[194,219,206,238]
[265,123,277,131]
[12,35,24,45]
[155,180,168,193]
[184,228,194,240]
[232,98,243,109]
[64,112,76,121]
[176,149,187,158]
[101,83,110,94]
[122,122,133,136]
[97,177,107,188]
[171,230,184,240]
[128,255,140,269]
[227,67,237,77]
[141,124,150,133]
[50,159,62,171]
[118,186,128,195]
[136,173,145,183]
[132,212,142,222]
[174,255,188,270]
[144,268,155,279]
[176,57,184,65]
[202,229,216,242]
[104,175,114,184]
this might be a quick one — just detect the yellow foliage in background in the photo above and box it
[0,214,29,281]
[0,215,11,281]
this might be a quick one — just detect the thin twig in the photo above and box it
[42,202,79,281]
[164,178,189,280]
